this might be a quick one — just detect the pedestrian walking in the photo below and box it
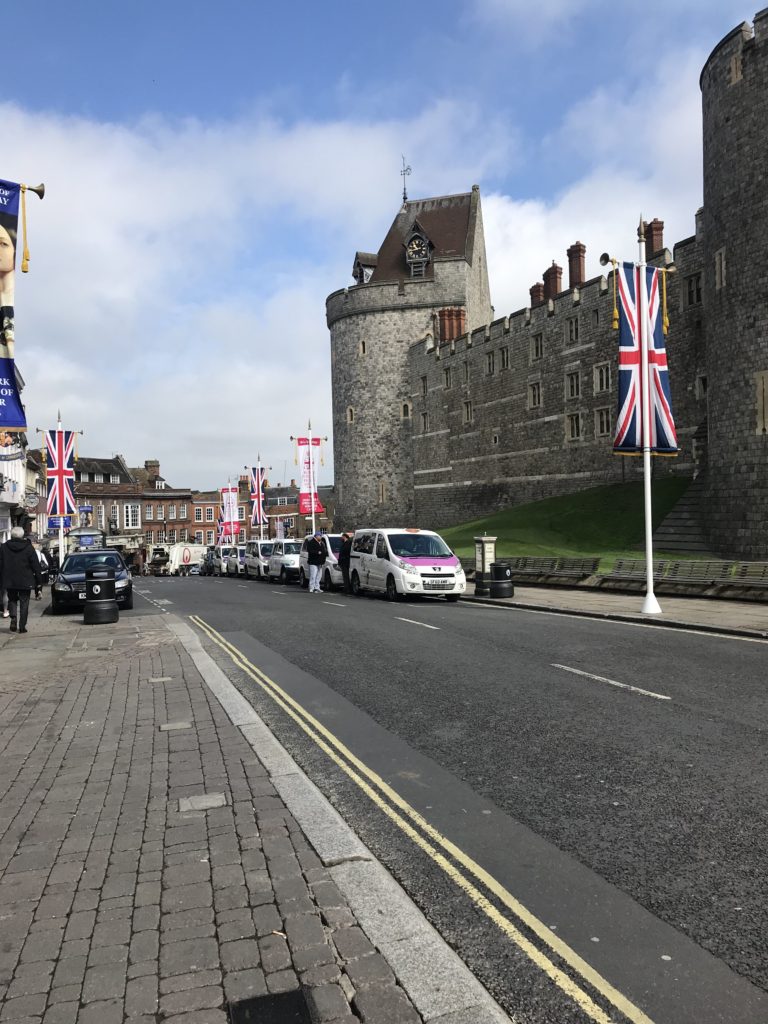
[338,531,353,594]
[0,527,43,634]
[305,531,326,593]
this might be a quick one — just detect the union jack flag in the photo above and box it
[45,429,77,516]
[249,466,266,527]
[614,262,678,455]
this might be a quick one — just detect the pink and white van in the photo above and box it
[349,527,465,601]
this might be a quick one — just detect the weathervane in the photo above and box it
[401,155,412,203]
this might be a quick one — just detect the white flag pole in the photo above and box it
[638,217,662,616]
[257,455,264,541]
[307,420,316,536]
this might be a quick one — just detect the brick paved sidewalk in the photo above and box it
[0,611,424,1024]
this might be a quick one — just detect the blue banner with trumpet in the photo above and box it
[0,177,26,432]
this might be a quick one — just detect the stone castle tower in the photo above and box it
[700,14,768,558]
[326,186,492,528]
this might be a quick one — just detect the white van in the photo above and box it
[244,539,274,580]
[349,528,465,601]
[212,545,236,576]
[225,544,247,576]
[267,540,302,583]
[298,534,343,590]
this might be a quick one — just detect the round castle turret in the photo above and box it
[327,187,492,529]
[701,14,768,558]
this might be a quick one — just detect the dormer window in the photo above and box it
[405,230,430,279]
[352,251,377,286]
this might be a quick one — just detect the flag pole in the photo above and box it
[308,420,316,536]
[638,216,662,616]
[57,413,65,562]
[258,455,264,541]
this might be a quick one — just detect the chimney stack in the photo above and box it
[646,218,664,254]
[438,307,468,342]
[567,242,586,289]
[543,262,562,301]
[529,282,545,307]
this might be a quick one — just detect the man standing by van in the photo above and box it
[338,532,353,594]
[305,531,326,593]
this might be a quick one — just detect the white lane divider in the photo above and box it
[396,617,440,631]
[137,592,168,613]
[551,664,671,701]
[323,601,346,608]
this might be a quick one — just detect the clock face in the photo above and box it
[407,237,428,261]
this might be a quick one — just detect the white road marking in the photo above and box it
[272,591,288,596]
[238,585,247,589]
[396,617,441,631]
[153,598,173,606]
[323,601,346,607]
[136,592,168,613]
[551,663,671,701]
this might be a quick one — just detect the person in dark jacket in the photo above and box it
[305,531,326,593]
[0,527,42,633]
[338,532,353,594]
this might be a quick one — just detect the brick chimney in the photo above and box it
[438,307,468,342]
[144,459,160,479]
[646,218,664,254]
[543,262,562,301]
[529,282,545,307]
[567,242,586,289]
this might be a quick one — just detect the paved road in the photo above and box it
[130,575,768,1024]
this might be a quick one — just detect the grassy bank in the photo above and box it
[439,479,694,563]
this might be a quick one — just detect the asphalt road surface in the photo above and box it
[128,574,768,1024]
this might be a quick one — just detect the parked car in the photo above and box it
[199,550,216,576]
[298,534,344,591]
[212,545,236,576]
[51,549,134,614]
[225,544,247,576]
[244,539,274,579]
[267,540,302,583]
[187,563,201,576]
[349,528,465,601]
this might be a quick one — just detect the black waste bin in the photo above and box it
[83,566,119,624]
[489,561,514,599]
[474,569,490,597]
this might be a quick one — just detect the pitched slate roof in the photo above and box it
[368,189,476,285]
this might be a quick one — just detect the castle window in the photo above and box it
[359,339,367,356]
[528,382,541,409]
[531,333,543,362]
[486,351,495,376]
[444,367,452,389]
[421,412,429,433]
[595,408,612,437]
[729,53,742,85]
[463,401,474,425]
[567,412,582,441]
[686,273,702,306]
[500,346,509,370]
[346,407,355,424]
[401,401,412,419]
[566,370,581,399]
[592,309,600,327]
[492,433,499,446]
[756,371,768,435]
[378,481,387,504]
[594,363,611,394]
[463,361,470,383]
[715,247,726,290]
[565,317,579,346]
[421,375,428,396]
[696,374,708,400]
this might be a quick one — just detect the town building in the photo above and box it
[327,15,768,559]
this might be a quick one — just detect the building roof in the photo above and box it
[368,190,475,285]
[75,456,135,483]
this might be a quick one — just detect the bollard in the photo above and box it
[83,566,119,624]
[489,561,514,599]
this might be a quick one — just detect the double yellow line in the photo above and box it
[191,615,655,1024]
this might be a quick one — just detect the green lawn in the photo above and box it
[439,479,696,566]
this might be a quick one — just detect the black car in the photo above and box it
[51,549,134,614]
[199,550,217,576]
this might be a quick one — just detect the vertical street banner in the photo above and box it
[0,178,26,433]
[614,262,679,455]
[220,486,238,539]
[297,437,325,515]
[45,430,77,516]
[249,466,266,527]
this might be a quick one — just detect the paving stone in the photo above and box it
[161,883,212,914]
[220,939,260,973]
[300,963,343,987]
[132,905,160,933]
[177,794,227,814]
[126,961,157,981]
[353,985,421,1024]
[129,930,159,964]
[82,962,127,1003]
[163,862,210,887]
[77,998,123,1024]
[332,926,376,962]
[222,968,267,1003]
[160,722,192,732]
[51,956,87,989]
[213,885,249,912]
[159,969,222,995]
[0,992,48,1018]
[306,983,352,1022]
[19,929,64,964]
[124,976,158,1017]
[322,907,356,930]
[160,937,219,976]
[284,914,327,953]
[64,910,95,940]
[86,944,128,967]
[311,880,346,909]
[42,1002,79,1024]
[159,985,224,1016]
[343,953,396,990]
[292,944,336,972]
[258,934,291,975]
[265,968,299,994]
[252,904,282,937]
[6,971,51,999]
[161,1010,228,1023]
[161,907,214,933]
[47,984,80,1003]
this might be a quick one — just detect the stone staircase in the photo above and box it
[653,476,711,553]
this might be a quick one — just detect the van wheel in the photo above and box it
[279,567,287,585]
[323,569,333,591]
[446,594,460,603]
[351,571,362,596]
[299,569,308,589]
[244,567,250,580]
[385,575,399,602]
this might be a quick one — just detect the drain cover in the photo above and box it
[228,990,311,1023]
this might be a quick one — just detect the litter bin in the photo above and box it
[474,570,490,597]
[83,566,119,624]
[489,561,514,599]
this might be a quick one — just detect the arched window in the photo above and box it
[346,407,355,424]
[359,339,367,356]
[401,401,412,420]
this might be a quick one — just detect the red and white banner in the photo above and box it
[220,486,238,539]
[297,437,325,515]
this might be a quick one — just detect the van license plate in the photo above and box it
[424,579,452,589]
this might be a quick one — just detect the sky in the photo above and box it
[2,0,752,489]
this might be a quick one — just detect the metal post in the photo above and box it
[57,415,64,561]
[638,218,662,616]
